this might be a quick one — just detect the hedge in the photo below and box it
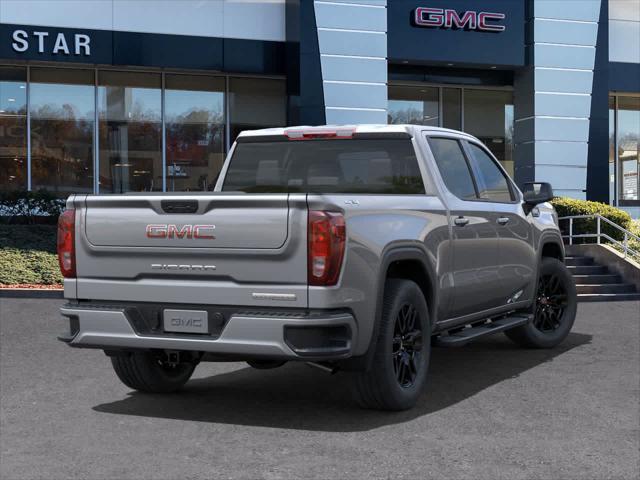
[0,225,62,285]
[551,197,632,242]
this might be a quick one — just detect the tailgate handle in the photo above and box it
[161,200,199,214]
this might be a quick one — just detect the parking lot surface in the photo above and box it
[1,298,638,479]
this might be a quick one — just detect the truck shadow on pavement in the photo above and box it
[93,332,591,432]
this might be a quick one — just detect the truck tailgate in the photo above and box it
[72,193,308,308]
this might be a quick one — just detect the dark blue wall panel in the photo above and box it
[586,0,610,204]
[0,23,285,76]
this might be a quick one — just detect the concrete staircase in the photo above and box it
[566,255,640,302]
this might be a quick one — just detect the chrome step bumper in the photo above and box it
[59,305,356,360]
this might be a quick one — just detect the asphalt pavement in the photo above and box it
[1,298,638,479]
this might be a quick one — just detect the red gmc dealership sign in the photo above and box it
[414,7,506,32]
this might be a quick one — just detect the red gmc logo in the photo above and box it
[146,224,216,239]
[414,7,506,32]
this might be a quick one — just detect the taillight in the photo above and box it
[57,209,76,278]
[308,211,346,286]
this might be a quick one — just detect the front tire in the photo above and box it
[505,257,577,349]
[352,279,431,411]
[111,351,196,393]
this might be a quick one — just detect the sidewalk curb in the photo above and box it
[0,289,64,299]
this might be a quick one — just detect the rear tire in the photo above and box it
[505,257,577,349]
[111,352,196,393]
[352,279,431,411]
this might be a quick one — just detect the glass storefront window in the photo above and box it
[463,89,514,177]
[388,85,439,126]
[165,75,225,191]
[0,65,286,194]
[98,71,162,193]
[0,67,27,191]
[229,77,286,143]
[387,84,514,177]
[616,96,640,202]
[30,68,94,196]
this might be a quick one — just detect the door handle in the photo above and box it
[454,216,469,227]
[497,217,510,226]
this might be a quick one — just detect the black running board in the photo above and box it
[434,314,532,347]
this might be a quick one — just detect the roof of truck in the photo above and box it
[236,124,477,140]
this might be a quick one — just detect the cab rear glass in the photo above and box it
[222,139,425,194]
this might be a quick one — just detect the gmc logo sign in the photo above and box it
[146,224,216,239]
[414,7,506,32]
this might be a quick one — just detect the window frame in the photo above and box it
[612,93,640,207]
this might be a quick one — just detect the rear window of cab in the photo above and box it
[222,139,425,194]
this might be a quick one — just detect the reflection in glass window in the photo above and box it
[223,139,424,194]
[98,71,162,193]
[0,67,27,191]
[467,143,513,202]
[388,86,439,126]
[165,75,225,191]
[30,68,94,196]
[229,77,286,143]
[463,89,514,178]
[428,137,477,200]
[442,88,461,130]
[617,96,640,201]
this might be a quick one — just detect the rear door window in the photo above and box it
[222,139,425,194]
[427,137,477,200]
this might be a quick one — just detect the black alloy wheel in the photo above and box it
[505,257,577,349]
[534,271,569,332]
[392,304,424,388]
[352,279,431,410]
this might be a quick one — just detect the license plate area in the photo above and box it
[163,309,209,334]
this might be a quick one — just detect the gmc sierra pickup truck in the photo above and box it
[58,125,576,411]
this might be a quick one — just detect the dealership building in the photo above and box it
[0,0,638,216]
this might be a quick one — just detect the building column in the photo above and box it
[286,0,388,126]
[514,0,602,200]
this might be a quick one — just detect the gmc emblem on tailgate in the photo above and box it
[170,317,202,328]
[146,224,216,239]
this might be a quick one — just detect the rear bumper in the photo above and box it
[59,304,356,360]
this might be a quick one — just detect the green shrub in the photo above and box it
[551,197,632,242]
[0,248,62,285]
[0,225,62,285]
[0,189,65,224]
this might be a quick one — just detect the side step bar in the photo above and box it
[434,313,532,347]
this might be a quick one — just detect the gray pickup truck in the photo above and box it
[58,125,576,411]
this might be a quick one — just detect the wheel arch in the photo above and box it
[342,243,438,372]
[539,233,565,262]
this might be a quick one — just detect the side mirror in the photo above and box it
[523,182,554,206]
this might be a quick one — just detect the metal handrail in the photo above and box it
[558,214,640,261]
